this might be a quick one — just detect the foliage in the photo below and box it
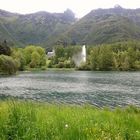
[0,101,140,140]
[0,40,11,56]
[0,55,17,75]
[89,41,140,71]
[48,46,80,68]
[11,45,47,70]
[30,51,41,68]
[77,62,91,71]
[47,41,140,71]
[1,40,140,72]
[11,48,26,70]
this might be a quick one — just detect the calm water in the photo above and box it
[0,71,140,107]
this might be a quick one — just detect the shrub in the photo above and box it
[78,62,91,70]
[0,55,18,75]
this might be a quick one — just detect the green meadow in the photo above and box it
[0,100,140,140]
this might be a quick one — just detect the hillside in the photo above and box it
[0,9,75,49]
[1,6,140,48]
[60,6,140,45]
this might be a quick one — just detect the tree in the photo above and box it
[113,52,127,70]
[36,46,45,56]
[127,47,136,69]
[98,46,113,70]
[11,49,26,71]
[36,46,46,67]
[71,40,76,46]
[0,40,11,56]
[90,47,100,70]
[24,45,35,64]
[23,45,47,68]
[55,46,65,58]
[0,55,17,75]
[30,51,40,68]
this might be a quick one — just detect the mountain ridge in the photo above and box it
[59,6,140,45]
[1,7,140,49]
[0,9,76,49]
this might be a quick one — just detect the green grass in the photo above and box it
[0,100,140,140]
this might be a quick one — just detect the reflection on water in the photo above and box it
[0,71,140,107]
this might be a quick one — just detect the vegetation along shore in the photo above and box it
[0,41,140,75]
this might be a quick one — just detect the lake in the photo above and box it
[0,71,140,107]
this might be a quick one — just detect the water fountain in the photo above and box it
[82,45,86,63]
[72,45,86,67]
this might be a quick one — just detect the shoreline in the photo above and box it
[1,67,140,76]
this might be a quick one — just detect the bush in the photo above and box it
[57,62,65,68]
[77,62,91,70]
[23,46,46,68]
[11,49,26,71]
[0,55,18,75]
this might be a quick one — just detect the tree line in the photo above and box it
[48,45,81,68]
[0,41,46,75]
[1,40,140,75]
[88,41,140,71]
[48,41,140,71]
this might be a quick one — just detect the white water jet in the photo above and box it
[72,45,86,67]
[82,45,86,63]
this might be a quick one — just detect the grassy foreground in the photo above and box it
[0,101,140,140]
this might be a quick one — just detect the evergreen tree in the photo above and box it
[0,40,11,56]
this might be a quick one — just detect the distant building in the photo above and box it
[47,49,55,58]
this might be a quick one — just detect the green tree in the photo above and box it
[23,45,47,68]
[0,40,11,56]
[113,51,130,71]
[55,46,65,58]
[120,51,130,71]
[127,47,137,69]
[30,51,40,68]
[36,46,46,67]
[11,49,26,70]
[24,46,35,65]
[98,46,113,70]
[90,47,100,70]
[0,55,17,75]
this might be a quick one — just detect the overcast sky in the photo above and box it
[0,0,140,17]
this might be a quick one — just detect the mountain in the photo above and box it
[1,6,140,49]
[60,6,140,45]
[0,9,75,49]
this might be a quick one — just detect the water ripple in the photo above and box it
[0,71,140,107]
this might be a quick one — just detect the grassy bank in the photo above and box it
[0,101,140,140]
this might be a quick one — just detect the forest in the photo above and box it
[48,41,140,71]
[0,41,46,74]
[0,40,140,75]
[88,41,140,71]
